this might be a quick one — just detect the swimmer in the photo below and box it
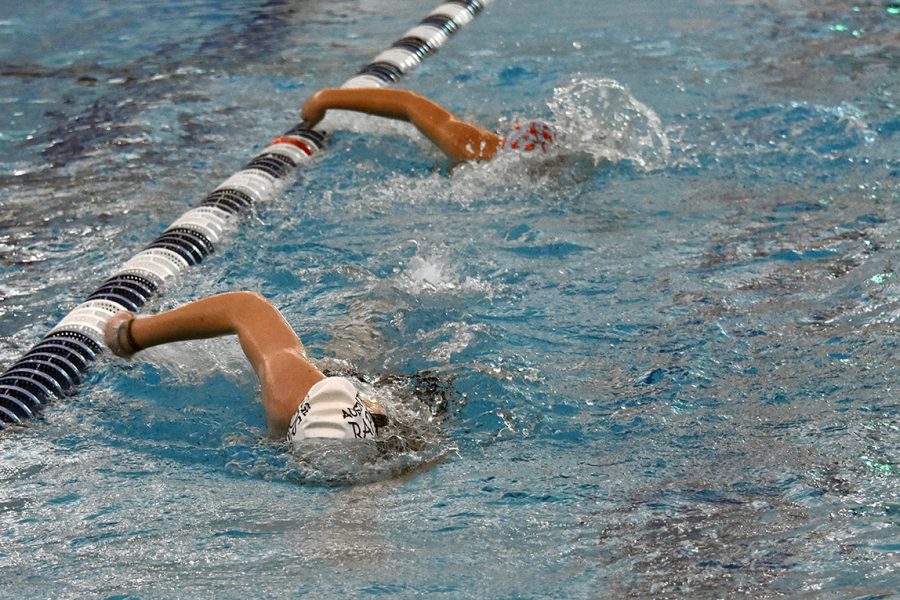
[300,87,556,165]
[103,291,387,443]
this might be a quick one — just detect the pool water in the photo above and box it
[1,0,898,597]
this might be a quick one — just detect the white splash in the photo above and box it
[547,76,671,170]
[395,253,491,296]
[422,321,488,363]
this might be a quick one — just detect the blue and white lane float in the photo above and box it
[0,0,492,429]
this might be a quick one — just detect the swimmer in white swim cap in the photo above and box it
[301,88,556,165]
[103,291,385,443]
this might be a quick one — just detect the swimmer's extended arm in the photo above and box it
[302,88,503,163]
[104,291,323,434]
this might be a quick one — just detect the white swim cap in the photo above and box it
[286,377,377,442]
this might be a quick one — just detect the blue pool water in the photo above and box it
[1,0,898,597]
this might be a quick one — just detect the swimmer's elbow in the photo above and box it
[221,291,280,330]
[232,290,269,306]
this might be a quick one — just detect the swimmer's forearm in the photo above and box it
[303,88,449,126]
[128,291,302,369]
[129,292,247,347]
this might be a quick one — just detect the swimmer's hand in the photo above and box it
[300,91,328,129]
[104,311,139,358]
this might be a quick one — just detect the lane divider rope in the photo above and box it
[0,0,492,429]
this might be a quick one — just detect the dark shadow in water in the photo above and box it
[5,0,308,169]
